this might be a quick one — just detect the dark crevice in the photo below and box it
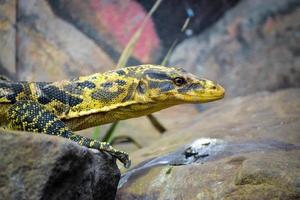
[137,0,241,61]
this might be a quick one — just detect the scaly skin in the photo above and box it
[0,65,225,168]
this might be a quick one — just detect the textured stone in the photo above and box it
[0,130,120,200]
[48,0,161,64]
[116,89,300,199]
[17,0,114,82]
[0,0,16,78]
[170,0,300,97]
[138,0,240,59]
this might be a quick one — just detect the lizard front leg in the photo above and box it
[6,100,131,168]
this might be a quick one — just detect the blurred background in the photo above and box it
[1,0,300,199]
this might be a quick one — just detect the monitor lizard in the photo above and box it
[0,65,225,168]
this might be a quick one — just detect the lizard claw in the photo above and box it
[113,151,131,168]
[124,159,131,169]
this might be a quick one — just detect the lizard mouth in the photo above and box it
[202,93,225,102]
[177,92,225,103]
[197,84,225,103]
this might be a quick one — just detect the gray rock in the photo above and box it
[170,0,300,97]
[0,130,120,200]
[16,0,114,81]
[0,0,16,78]
[116,88,300,200]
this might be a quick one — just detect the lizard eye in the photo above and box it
[173,77,186,86]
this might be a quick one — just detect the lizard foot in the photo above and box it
[96,142,131,168]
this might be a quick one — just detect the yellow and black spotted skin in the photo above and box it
[0,65,225,168]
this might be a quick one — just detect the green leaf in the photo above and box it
[91,126,101,140]
[102,121,119,143]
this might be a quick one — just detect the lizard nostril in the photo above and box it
[211,86,217,90]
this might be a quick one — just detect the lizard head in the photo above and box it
[133,65,225,105]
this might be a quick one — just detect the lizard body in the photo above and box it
[0,65,225,167]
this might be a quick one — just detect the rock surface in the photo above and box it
[139,0,239,58]
[0,0,16,78]
[48,0,160,64]
[170,0,300,97]
[0,130,120,200]
[116,88,300,200]
[16,0,114,81]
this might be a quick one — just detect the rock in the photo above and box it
[47,0,161,64]
[138,0,240,58]
[0,0,16,78]
[48,0,240,64]
[17,0,114,82]
[170,0,300,97]
[116,89,300,199]
[0,130,120,200]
